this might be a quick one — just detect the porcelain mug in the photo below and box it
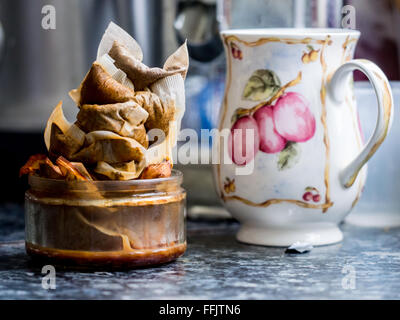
[213,28,394,246]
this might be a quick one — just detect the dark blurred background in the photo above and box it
[0,0,399,205]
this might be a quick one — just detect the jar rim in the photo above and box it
[28,169,183,192]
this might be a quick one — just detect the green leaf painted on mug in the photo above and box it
[277,142,301,171]
[243,69,281,101]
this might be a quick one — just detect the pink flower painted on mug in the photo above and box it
[273,92,316,143]
[254,105,287,154]
[228,116,260,166]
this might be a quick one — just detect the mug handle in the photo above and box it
[328,59,394,188]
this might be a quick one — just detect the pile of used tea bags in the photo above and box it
[20,22,188,181]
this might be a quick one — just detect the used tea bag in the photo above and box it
[131,91,175,136]
[39,158,64,179]
[94,158,146,180]
[98,21,188,90]
[108,40,189,90]
[70,162,93,180]
[44,102,86,159]
[96,54,135,90]
[71,131,146,165]
[19,155,64,180]
[49,125,85,160]
[145,121,177,166]
[69,61,135,107]
[140,160,172,179]
[150,74,186,137]
[19,154,47,177]
[76,101,149,147]
[144,74,186,166]
[56,156,92,181]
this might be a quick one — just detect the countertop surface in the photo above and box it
[1,204,400,300]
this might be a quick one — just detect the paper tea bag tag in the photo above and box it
[97,21,143,62]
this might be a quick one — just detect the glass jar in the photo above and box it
[25,170,186,269]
